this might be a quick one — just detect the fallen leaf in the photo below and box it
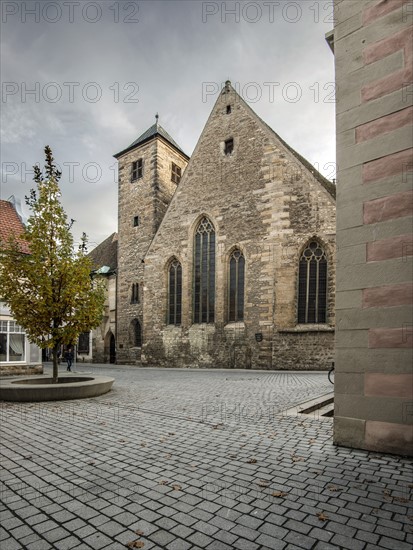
[135,530,144,536]
[272,491,288,498]
[291,455,304,462]
[159,480,169,485]
[257,480,270,487]
[393,496,409,503]
[165,453,172,459]
[327,485,341,492]
[317,512,329,522]
[308,439,316,444]
[126,541,144,548]
[247,458,257,464]
[172,484,182,491]
[168,432,175,436]
[88,461,95,466]
[140,442,147,447]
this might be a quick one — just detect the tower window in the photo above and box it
[171,162,182,184]
[131,158,143,181]
[226,105,231,114]
[133,215,140,227]
[131,283,140,304]
[224,138,234,155]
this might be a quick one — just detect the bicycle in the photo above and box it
[328,362,335,385]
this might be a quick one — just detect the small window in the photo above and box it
[131,283,140,304]
[224,138,234,156]
[78,332,90,354]
[133,216,140,227]
[171,162,182,184]
[131,158,143,181]
[228,249,245,322]
[168,259,182,325]
[226,105,231,114]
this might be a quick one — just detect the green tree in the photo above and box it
[0,146,105,382]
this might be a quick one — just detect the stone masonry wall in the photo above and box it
[333,0,413,455]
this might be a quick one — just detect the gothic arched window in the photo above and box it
[298,241,327,324]
[131,319,142,347]
[193,217,215,323]
[228,249,245,322]
[168,259,182,325]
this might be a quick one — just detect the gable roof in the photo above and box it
[114,121,189,159]
[228,81,336,198]
[88,232,118,273]
[0,200,30,254]
[262,119,336,198]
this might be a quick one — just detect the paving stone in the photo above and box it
[255,532,287,549]
[187,531,215,548]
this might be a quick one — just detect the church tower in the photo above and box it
[114,116,189,364]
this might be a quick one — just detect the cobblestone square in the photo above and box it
[1,365,412,549]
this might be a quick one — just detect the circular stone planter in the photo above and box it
[0,375,114,402]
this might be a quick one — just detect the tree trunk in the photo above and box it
[52,344,59,383]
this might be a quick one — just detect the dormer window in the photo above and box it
[131,159,143,181]
[224,138,234,156]
[226,105,231,114]
[171,162,181,184]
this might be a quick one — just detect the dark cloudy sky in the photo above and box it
[1,0,336,249]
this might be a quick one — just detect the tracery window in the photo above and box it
[228,249,245,322]
[193,217,215,323]
[297,241,327,324]
[168,259,182,325]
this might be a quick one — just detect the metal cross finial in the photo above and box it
[155,113,159,124]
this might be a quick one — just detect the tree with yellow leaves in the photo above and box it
[0,146,105,383]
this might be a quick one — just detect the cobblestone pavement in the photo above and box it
[1,365,412,550]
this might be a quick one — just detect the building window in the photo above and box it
[131,283,140,304]
[228,249,245,322]
[131,319,142,347]
[78,332,90,354]
[226,105,231,114]
[131,159,143,181]
[133,215,140,227]
[297,241,327,324]
[171,162,182,184]
[224,138,234,155]
[168,259,182,325]
[0,320,26,362]
[193,217,215,323]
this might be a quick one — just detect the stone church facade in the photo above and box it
[110,82,336,370]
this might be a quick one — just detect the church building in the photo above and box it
[95,81,336,369]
